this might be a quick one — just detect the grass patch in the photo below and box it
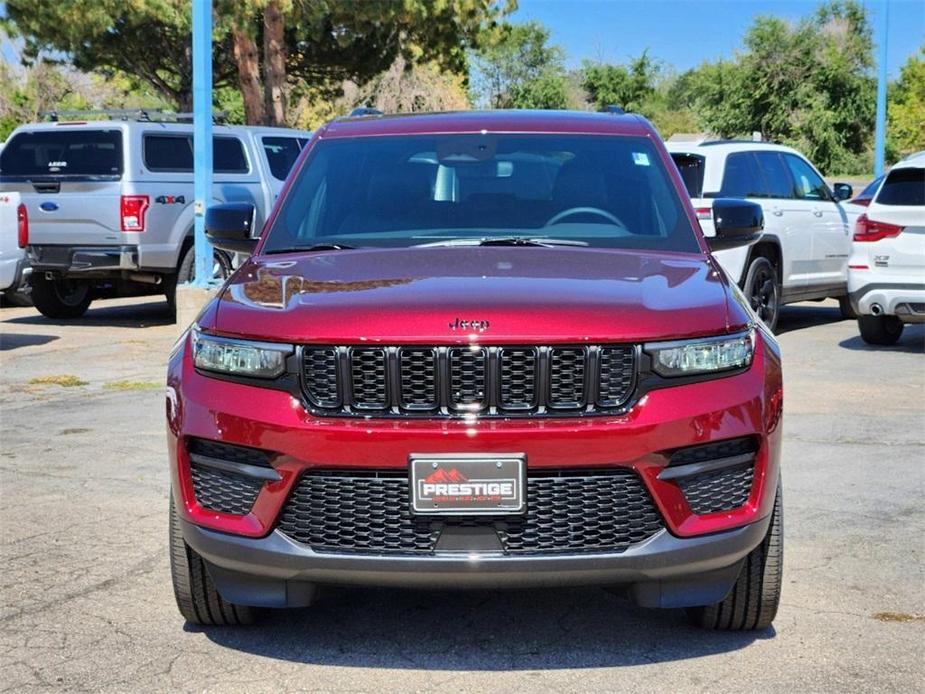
[104,380,162,391]
[28,374,88,387]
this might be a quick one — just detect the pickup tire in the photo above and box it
[742,256,781,332]
[857,315,904,345]
[169,496,256,626]
[687,483,783,631]
[165,245,233,311]
[30,276,92,319]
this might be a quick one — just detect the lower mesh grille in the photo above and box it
[190,464,263,515]
[276,469,663,555]
[678,464,754,515]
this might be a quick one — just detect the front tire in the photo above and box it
[688,484,783,631]
[169,496,256,626]
[858,315,904,345]
[742,256,781,333]
[30,275,92,319]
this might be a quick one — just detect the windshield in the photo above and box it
[263,134,700,253]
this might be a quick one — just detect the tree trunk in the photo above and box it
[263,0,287,126]
[232,28,266,125]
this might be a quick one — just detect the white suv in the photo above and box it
[668,140,854,331]
[848,151,925,345]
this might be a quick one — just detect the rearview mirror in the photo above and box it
[707,198,764,252]
[205,203,258,254]
[832,183,853,201]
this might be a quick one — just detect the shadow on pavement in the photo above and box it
[0,333,59,351]
[196,586,769,669]
[775,304,846,335]
[4,299,174,329]
[838,324,925,354]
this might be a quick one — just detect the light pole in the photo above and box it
[873,0,889,177]
[191,0,214,287]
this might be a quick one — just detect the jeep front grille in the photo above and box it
[276,468,663,555]
[301,344,637,417]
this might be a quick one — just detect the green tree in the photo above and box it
[672,0,876,173]
[582,51,659,113]
[471,20,569,109]
[4,0,513,124]
[887,46,925,159]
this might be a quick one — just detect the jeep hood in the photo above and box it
[213,247,742,343]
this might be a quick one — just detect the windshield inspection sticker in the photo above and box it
[632,152,650,166]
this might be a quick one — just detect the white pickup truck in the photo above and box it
[0,191,29,300]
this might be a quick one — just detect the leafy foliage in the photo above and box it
[887,46,925,159]
[470,20,571,109]
[4,0,512,122]
[671,1,876,173]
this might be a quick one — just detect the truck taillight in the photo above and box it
[694,207,712,220]
[17,203,28,248]
[120,195,149,232]
[853,213,904,242]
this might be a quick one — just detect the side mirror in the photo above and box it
[832,183,853,201]
[205,203,258,254]
[707,198,764,252]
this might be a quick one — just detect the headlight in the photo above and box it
[191,327,292,378]
[645,328,755,377]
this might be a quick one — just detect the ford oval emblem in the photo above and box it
[39,201,59,212]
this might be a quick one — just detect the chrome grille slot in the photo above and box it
[349,348,388,409]
[303,348,340,408]
[399,348,438,409]
[448,347,488,411]
[498,347,538,410]
[598,346,636,407]
[548,347,586,408]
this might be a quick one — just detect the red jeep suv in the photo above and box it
[167,110,783,631]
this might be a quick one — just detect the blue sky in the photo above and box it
[512,0,924,78]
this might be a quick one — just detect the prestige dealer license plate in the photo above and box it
[410,454,525,515]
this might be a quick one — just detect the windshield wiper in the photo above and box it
[265,243,358,255]
[415,236,588,248]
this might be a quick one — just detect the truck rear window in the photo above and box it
[670,153,704,197]
[0,129,123,179]
[876,168,924,206]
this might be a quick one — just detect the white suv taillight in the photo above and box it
[853,213,904,243]
[120,195,149,232]
[17,203,28,248]
[694,206,712,221]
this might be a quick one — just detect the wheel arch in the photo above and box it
[742,238,783,287]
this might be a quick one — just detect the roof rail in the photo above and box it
[347,107,384,118]
[698,139,780,147]
[39,109,229,123]
[602,105,625,115]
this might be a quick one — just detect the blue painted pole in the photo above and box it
[873,0,889,177]
[191,0,214,287]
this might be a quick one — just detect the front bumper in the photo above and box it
[27,244,139,275]
[182,513,771,609]
[168,328,783,603]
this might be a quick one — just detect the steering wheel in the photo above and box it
[545,206,625,227]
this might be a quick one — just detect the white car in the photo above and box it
[0,191,29,296]
[668,140,854,331]
[848,151,925,345]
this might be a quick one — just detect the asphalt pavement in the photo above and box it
[1,296,923,693]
